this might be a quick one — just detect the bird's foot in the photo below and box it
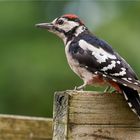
[67,84,86,96]
[104,86,118,94]
[104,86,111,93]
[74,83,87,91]
[74,86,84,91]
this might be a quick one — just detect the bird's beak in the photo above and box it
[35,23,53,30]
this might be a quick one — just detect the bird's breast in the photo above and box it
[65,43,84,77]
[65,42,103,85]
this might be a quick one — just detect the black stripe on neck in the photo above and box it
[65,26,79,44]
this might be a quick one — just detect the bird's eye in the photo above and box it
[57,20,64,25]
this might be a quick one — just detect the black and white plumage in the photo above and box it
[36,14,140,119]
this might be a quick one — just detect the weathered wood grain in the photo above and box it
[53,92,69,140]
[53,90,140,140]
[0,114,52,140]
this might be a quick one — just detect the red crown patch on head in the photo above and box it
[62,14,84,25]
[62,14,79,19]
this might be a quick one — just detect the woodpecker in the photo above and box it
[36,14,140,118]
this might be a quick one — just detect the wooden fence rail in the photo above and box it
[0,114,52,140]
[53,90,140,140]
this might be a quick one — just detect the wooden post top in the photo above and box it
[55,90,140,124]
[53,90,140,140]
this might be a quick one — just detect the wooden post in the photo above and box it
[53,90,140,140]
[0,114,52,140]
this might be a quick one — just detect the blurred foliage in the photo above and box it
[0,1,140,117]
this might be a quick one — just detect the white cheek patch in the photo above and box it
[62,20,79,32]
[56,18,79,32]
[79,40,117,63]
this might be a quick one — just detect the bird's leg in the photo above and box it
[74,82,87,91]
[104,86,111,93]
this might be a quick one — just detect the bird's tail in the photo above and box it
[119,84,140,119]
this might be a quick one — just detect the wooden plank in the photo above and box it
[69,125,140,140]
[53,90,140,140]
[0,114,52,140]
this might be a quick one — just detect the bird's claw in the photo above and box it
[74,83,87,91]
[104,86,119,94]
[74,86,84,91]
[104,86,111,93]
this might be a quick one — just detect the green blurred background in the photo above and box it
[0,1,140,118]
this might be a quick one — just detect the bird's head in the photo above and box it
[36,14,87,43]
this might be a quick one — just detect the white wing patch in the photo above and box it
[122,78,132,83]
[101,60,116,71]
[134,82,139,85]
[117,61,121,64]
[110,67,126,76]
[79,40,117,63]
[128,78,132,80]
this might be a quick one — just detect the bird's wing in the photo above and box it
[69,37,140,91]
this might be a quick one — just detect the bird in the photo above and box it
[36,14,140,118]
